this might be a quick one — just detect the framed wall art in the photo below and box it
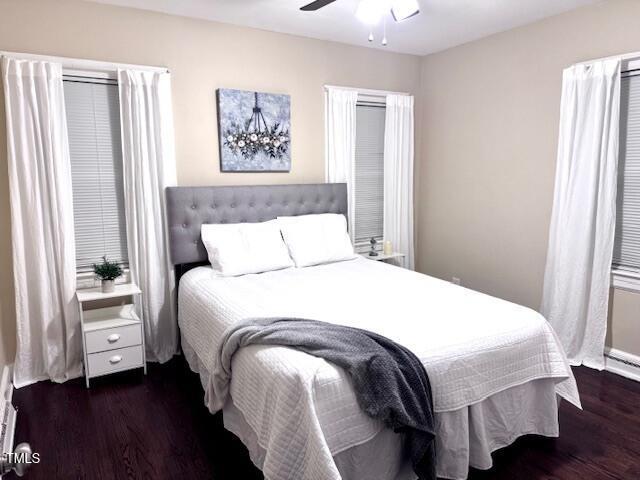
[216,88,291,172]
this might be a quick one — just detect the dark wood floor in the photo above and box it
[8,358,640,480]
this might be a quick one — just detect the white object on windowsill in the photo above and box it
[383,240,393,256]
[76,283,146,388]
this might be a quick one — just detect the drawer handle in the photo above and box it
[109,355,123,365]
[107,334,121,344]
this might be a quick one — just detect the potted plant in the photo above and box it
[93,256,123,293]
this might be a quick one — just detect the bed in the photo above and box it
[166,183,580,480]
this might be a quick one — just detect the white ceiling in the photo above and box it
[85,0,600,56]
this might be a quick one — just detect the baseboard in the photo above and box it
[604,348,640,383]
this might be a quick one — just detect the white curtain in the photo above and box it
[2,57,82,387]
[118,69,178,363]
[384,94,415,270]
[541,58,621,370]
[325,87,358,237]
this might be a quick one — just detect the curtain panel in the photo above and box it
[2,57,82,387]
[118,69,178,363]
[384,94,415,270]
[541,58,621,369]
[325,87,358,238]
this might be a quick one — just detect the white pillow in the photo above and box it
[201,220,294,277]
[277,213,357,268]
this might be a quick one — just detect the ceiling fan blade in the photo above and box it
[300,0,337,11]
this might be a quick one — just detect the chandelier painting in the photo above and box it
[217,88,291,172]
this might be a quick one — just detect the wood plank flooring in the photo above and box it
[8,358,640,480]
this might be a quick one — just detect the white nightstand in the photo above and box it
[361,252,406,265]
[76,283,147,388]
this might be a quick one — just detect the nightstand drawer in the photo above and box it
[85,324,142,354]
[87,346,143,377]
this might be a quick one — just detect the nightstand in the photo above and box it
[76,283,147,388]
[361,252,406,266]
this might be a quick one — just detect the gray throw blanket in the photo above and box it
[214,317,436,480]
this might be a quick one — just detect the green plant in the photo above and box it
[93,256,123,281]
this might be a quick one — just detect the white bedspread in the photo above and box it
[179,257,580,480]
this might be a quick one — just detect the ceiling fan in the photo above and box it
[300,0,420,23]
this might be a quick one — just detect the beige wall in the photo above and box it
[607,288,640,355]
[417,0,640,356]
[0,0,422,369]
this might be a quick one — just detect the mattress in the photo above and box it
[179,257,580,479]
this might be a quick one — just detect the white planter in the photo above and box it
[101,279,115,293]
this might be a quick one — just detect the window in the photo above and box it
[614,72,640,277]
[353,100,385,249]
[64,77,128,273]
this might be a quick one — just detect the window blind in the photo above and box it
[614,73,640,273]
[64,79,128,271]
[354,103,385,247]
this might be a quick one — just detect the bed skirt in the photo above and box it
[182,335,561,480]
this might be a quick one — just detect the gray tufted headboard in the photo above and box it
[165,183,348,268]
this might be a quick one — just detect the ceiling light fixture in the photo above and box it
[354,0,420,25]
[301,0,420,22]
[300,0,420,47]
[354,0,419,46]
[355,0,387,26]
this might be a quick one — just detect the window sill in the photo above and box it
[611,269,640,293]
